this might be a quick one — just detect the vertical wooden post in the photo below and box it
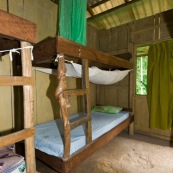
[129,55,135,136]
[82,59,92,143]
[21,41,36,173]
[55,54,71,159]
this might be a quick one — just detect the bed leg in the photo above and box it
[129,122,134,135]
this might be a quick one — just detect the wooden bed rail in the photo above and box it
[33,36,133,69]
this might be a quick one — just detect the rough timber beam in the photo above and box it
[33,36,133,69]
[0,9,36,43]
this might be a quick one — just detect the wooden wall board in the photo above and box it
[132,29,154,44]
[117,25,128,50]
[96,76,129,108]
[110,27,118,50]
[98,29,111,51]
[133,16,154,31]
[87,25,99,50]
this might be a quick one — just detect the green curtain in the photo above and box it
[147,40,173,130]
[58,0,87,45]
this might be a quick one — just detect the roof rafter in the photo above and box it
[90,0,110,8]
[87,0,141,21]
[87,2,95,16]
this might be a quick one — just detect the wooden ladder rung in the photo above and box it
[0,127,35,148]
[70,116,91,130]
[0,76,35,86]
[64,88,89,97]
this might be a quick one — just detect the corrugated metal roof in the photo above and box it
[87,0,173,29]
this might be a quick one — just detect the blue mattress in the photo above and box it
[35,111,129,158]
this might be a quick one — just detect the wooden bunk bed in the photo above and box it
[0,10,36,173]
[33,36,134,173]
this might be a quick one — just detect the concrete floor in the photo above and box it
[36,131,173,173]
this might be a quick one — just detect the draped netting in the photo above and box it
[33,62,131,85]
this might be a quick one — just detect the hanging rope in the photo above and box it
[0,46,34,61]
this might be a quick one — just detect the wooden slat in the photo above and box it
[0,10,36,43]
[0,77,35,86]
[70,116,91,130]
[35,116,134,173]
[0,128,35,148]
[64,89,89,97]
[33,37,133,69]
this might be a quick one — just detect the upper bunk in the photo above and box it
[33,36,133,70]
[0,9,36,173]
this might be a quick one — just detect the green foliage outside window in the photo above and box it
[136,45,149,95]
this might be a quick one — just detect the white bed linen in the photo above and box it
[35,111,129,158]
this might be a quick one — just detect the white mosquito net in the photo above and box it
[33,62,131,85]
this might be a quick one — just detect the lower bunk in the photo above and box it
[35,111,134,173]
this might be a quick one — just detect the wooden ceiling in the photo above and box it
[50,0,138,19]
[51,0,173,29]
[86,0,137,18]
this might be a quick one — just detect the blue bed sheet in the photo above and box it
[35,111,129,157]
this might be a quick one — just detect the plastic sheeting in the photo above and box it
[59,0,87,45]
[33,62,131,85]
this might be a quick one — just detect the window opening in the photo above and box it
[136,45,149,95]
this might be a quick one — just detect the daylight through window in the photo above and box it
[136,45,149,95]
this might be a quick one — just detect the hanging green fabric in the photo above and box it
[58,0,87,46]
[147,40,173,130]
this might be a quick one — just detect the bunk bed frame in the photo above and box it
[33,36,134,173]
[0,9,36,173]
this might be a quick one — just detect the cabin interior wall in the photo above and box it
[1,0,173,140]
[97,9,173,140]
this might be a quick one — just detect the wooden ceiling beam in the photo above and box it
[87,2,95,16]
[90,0,110,8]
[88,0,141,21]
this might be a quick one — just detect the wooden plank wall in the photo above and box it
[97,24,131,108]
[132,9,173,140]
[97,9,173,140]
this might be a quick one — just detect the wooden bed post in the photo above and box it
[129,58,135,136]
[20,41,36,173]
[82,59,92,144]
[55,54,71,159]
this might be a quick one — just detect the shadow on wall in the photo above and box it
[46,74,60,119]
[161,10,173,39]
[162,9,173,146]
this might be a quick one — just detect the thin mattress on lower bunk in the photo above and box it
[35,111,129,158]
